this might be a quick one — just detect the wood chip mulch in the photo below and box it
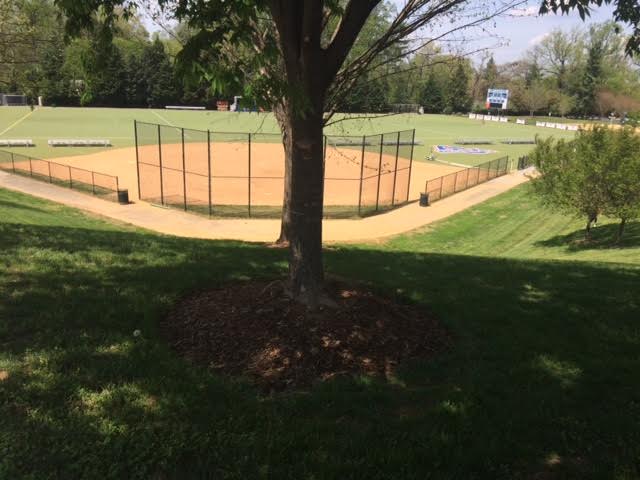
[161,279,452,392]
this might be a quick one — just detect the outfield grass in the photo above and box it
[1,184,639,479]
[0,107,576,166]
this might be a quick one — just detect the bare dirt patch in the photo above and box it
[161,279,451,392]
[50,144,462,204]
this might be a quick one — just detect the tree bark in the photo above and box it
[274,103,292,244]
[266,0,379,305]
[585,213,597,240]
[616,218,626,243]
[286,109,326,307]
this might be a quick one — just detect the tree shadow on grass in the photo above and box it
[535,220,640,251]
[1,222,640,479]
[0,198,51,214]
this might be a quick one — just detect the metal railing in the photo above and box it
[0,149,120,201]
[424,156,510,203]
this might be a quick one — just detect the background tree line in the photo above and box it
[2,0,639,119]
[338,18,640,118]
[0,0,204,107]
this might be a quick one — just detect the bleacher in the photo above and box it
[327,138,373,146]
[381,140,423,146]
[455,139,493,145]
[326,137,422,147]
[48,139,111,147]
[501,139,535,144]
[0,139,34,147]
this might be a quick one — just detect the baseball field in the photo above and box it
[0,106,576,218]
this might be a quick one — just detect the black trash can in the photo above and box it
[419,192,429,207]
[117,189,129,205]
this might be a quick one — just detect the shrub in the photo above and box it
[531,126,640,241]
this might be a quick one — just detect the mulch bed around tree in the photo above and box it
[161,279,452,392]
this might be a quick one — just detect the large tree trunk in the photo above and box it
[274,103,293,244]
[285,109,326,307]
[266,0,378,304]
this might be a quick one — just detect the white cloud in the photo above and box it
[507,6,539,17]
[528,32,550,46]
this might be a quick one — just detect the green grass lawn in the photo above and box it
[1,184,639,479]
[0,107,576,166]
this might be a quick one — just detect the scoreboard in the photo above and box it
[486,89,509,110]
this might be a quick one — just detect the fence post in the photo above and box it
[248,133,252,217]
[68,165,72,188]
[10,152,15,173]
[134,120,142,200]
[91,171,95,194]
[476,163,481,184]
[207,130,212,217]
[464,167,470,190]
[322,135,327,209]
[157,124,164,205]
[29,157,33,177]
[181,128,187,211]
[323,134,327,166]
[439,176,444,200]
[406,129,415,203]
[357,135,366,216]
[48,162,52,183]
[375,134,383,211]
[391,131,400,206]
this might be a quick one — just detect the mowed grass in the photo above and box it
[1,184,640,479]
[385,183,640,265]
[0,106,576,165]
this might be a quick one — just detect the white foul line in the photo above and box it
[0,108,36,136]
[151,109,198,140]
[151,109,176,127]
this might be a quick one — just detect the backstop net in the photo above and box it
[134,120,415,218]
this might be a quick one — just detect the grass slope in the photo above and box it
[1,185,639,479]
[386,183,640,265]
[0,107,575,165]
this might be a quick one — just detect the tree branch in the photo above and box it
[323,0,381,87]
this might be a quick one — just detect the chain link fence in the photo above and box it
[517,155,533,170]
[424,156,509,203]
[0,149,120,201]
[135,121,415,218]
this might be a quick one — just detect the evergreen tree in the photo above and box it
[577,39,604,115]
[483,55,499,87]
[337,75,388,113]
[447,62,472,112]
[525,60,542,87]
[40,39,69,105]
[141,38,177,107]
[420,73,445,113]
[362,76,389,112]
[124,52,147,106]
[81,30,127,106]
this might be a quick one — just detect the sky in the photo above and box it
[486,2,617,63]
[140,1,619,65]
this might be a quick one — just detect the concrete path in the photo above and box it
[0,169,531,243]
